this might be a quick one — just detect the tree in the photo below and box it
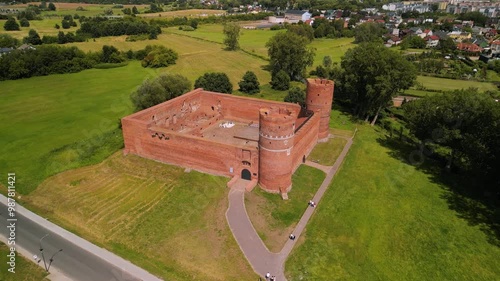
[0,34,19,48]
[403,89,500,187]
[54,23,60,29]
[286,24,314,42]
[122,8,132,15]
[238,71,260,94]
[24,29,42,45]
[19,18,30,27]
[131,73,191,111]
[337,42,417,125]
[284,87,305,106]
[101,45,123,63]
[457,11,488,27]
[132,6,139,14]
[48,2,56,11]
[323,55,332,68]
[404,35,426,49]
[190,19,198,29]
[194,72,233,94]
[266,32,315,80]
[354,22,385,43]
[57,31,66,44]
[223,23,240,50]
[270,70,290,90]
[61,19,70,29]
[141,45,178,68]
[4,17,20,31]
[437,37,456,54]
[103,8,113,15]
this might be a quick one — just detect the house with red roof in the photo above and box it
[457,43,483,54]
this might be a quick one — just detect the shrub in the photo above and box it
[19,18,30,27]
[131,73,191,111]
[194,72,233,94]
[3,17,20,31]
[179,25,195,31]
[238,71,260,94]
[270,70,290,90]
[284,87,305,106]
[141,45,178,68]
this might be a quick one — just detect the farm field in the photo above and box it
[311,37,354,66]
[245,165,326,252]
[0,18,79,39]
[166,24,355,66]
[285,125,500,280]
[139,9,226,18]
[166,24,280,59]
[22,152,256,281]
[0,242,49,280]
[416,75,498,92]
[66,32,273,85]
[9,2,150,17]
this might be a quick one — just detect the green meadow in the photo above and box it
[0,62,158,194]
[416,75,498,92]
[285,125,500,280]
[246,165,326,252]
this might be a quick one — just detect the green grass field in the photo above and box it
[245,165,326,252]
[329,105,359,133]
[311,37,354,66]
[23,152,256,281]
[0,243,49,280]
[416,75,497,92]
[0,62,158,194]
[0,18,79,40]
[285,125,500,280]
[404,88,440,97]
[307,138,347,166]
[166,25,355,67]
[66,32,273,85]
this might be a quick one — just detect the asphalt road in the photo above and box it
[0,199,141,281]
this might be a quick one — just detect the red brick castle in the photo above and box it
[121,78,334,193]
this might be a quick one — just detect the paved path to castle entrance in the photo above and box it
[226,134,354,281]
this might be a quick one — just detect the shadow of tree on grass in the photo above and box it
[376,135,500,247]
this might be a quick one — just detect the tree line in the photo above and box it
[149,12,273,28]
[0,44,178,80]
[403,89,500,192]
[77,17,161,38]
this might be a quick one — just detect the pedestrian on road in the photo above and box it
[266,272,270,279]
[289,234,295,240]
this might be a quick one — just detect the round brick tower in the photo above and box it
[305,78,334,141]
[258,107,295,193]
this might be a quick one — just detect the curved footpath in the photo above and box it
[226,134,354,281]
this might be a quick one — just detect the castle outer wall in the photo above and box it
[122,79,334,193]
